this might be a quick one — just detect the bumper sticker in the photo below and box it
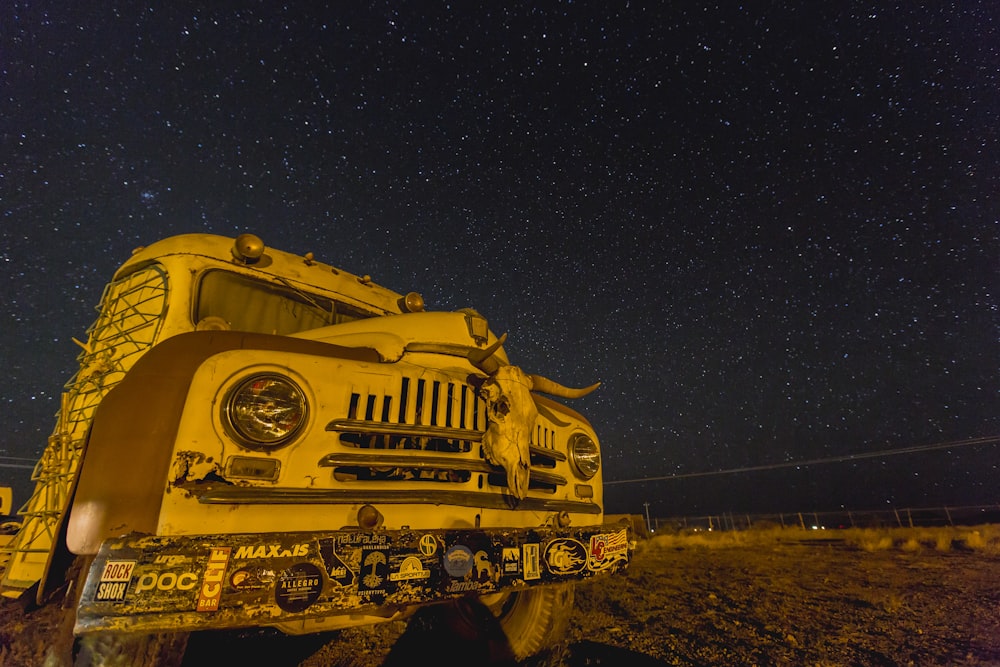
[389,556,431,582]
[95,560,135,602]
[544,538,588,575]
[358,546,389,604]
[196,547,231,612]
[275,562,323,612]
[318,538,354,586]
[75,524,630,635]
[443,545,474,578]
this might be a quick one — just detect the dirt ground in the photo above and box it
[2,528,999,666]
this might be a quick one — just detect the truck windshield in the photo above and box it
[194,270,372,335]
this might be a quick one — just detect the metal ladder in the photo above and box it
[0,265,169,599]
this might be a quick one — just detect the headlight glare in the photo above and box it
[227,374,306,448]
[568,433,600,480]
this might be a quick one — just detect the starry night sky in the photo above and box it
[2,3,998,517]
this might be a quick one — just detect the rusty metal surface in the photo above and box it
[75,524,631,635]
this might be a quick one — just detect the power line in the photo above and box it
[0,437,995,477]
[0,456,39,471]
[605,435,1000,486]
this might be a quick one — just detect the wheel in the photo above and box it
[74,632,189,667]
[475,583,575,660]
[383,584,575,665]
[65,555,189,667]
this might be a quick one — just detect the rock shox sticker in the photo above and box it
[95,560,135,602]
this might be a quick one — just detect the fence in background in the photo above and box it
[642,504,1000,534]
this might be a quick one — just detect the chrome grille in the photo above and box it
[338,376,483,453]
[323,374,568,492]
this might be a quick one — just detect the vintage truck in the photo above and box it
[1,233,630,664]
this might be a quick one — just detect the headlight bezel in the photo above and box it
[223,373,308,450]
[567,432,601,480]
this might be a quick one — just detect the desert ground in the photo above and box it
[1,525,998,666]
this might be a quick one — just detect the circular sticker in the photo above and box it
[419,534,439,557]
[230,567,272,592]
[543,538,588,575]
[443,545,474,578]
[275,562,323,612]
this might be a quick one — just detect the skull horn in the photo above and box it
[468,333,508,374]
[527,374,601,399]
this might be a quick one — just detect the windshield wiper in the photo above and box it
[274,276,335,325]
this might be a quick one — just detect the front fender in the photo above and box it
[66,331,379,555]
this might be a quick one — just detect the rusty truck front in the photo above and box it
[2,233,630,663]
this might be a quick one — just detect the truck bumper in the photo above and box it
[75,523,631,635]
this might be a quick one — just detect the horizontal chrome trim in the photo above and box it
[187,484,600,514]
[326,418,483,441]
[318,452,494,473]
[404,341,476,357]
[316,453,567,485]
[531,445,566,461]
[326,419,566,461]
[521,469,567,485]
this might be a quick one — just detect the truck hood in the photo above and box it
[290,310,509,366]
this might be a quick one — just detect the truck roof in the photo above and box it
[117,233,413,315]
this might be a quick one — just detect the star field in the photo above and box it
[2,3,998,515]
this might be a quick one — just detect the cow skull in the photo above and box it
[471,333,600,500]
[468,334,601,399]
[479,365,537,499]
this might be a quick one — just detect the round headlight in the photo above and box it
[226,374,306,448]
[568,433,600,480]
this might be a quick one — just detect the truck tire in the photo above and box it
[74,632,189,667]
[64,555,189,667]
[475,583,575,660]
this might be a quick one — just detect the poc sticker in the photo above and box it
[544,538,587,575]
[275,562,323,613]
[134,571,199,594]
[95,560,135,602]
[197,547,231,612]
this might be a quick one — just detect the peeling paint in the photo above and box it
[171,451,222,485]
